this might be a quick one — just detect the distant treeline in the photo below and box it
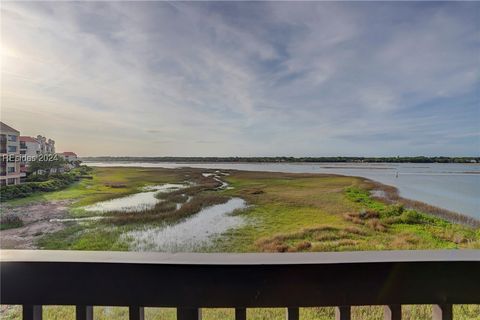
[80,156,479,163]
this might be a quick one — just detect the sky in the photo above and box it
[1,2,479,157]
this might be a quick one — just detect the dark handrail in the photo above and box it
[1,249,479,320]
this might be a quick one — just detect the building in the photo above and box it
[20,136,41,174]
[0,122,23,186]
[19,135,58,174]
[59,151,78,163]
[36,135,55,154]
[20,136,41,158]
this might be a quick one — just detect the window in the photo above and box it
[7,178,16,185]
[8,146,17,152]
[8,166,16,173]
[8,135,17,142]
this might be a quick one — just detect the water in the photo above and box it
[82,183,187,213]
[85,161,480,218]
[123,197,247,252]
[203,172,230,189]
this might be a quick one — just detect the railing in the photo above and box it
[1,250,479,320]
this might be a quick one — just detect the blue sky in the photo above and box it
[1,2,479,156]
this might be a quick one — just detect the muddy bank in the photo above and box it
[0,200,71,249]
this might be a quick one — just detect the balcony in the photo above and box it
[1,249,479,320]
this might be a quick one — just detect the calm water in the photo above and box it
[123,198,246,252]
[82,183,187,213]
[85,162,480,219]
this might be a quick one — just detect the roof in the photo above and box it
[62,152,77,156]
[0,122,20,134]
[20,136,38,143]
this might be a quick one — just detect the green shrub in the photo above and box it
[75,165,93,175]
[401,210,425,224]
[382,204,404,218]
[0,173,79,201]
[25,175,48,182]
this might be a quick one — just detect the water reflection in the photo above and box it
[123,197,247,252]
[82,183,187,213]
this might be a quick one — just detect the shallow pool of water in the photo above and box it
[123,197,247,252]
[83,183,187,213]
[50,216,105,223]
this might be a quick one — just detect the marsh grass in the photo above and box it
[34,168,232,250]
[216,171,480,252]
[105,191,229,225]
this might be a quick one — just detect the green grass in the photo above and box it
[1,167,185,209]
[27,167,226,249]
[1,167,189,249]
[37,224,129,251]
[213,171,480,252]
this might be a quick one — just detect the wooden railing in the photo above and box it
[1,249,479,320]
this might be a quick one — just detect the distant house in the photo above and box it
[20,136,41,158]
[19,135,59,175]
[59,151,78,163]
[20,136,41,173]
[36,135,55,154]
[0,122,24,185]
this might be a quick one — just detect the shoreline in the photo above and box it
[84,162,479,221]
[360,178,480,228]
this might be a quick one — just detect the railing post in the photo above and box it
[129,306,144,320]
[286,307,299,320]
[335,306,351,320]
[433,304,452,320]
[384,305,401,320]
[235,308,246,320]
[23,305,42,320]
[177,308,202,320]
[76,305,93,320]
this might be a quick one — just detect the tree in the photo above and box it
[28,156,67,177]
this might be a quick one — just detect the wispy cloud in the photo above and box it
[1,2,479,156]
